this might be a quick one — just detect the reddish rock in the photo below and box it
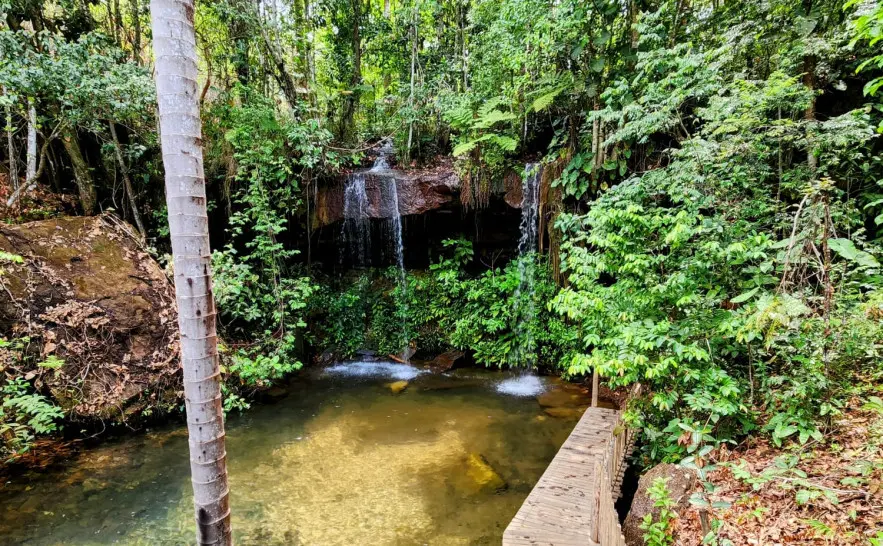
[427,350,465,373]
[623,463,696,545]
[314,161,461,227]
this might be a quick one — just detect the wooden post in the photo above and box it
[591,460,601,544]
[591,368,599,407]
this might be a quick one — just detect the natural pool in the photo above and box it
[0,363,592,545]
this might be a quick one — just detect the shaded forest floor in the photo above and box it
[675,391,883,545]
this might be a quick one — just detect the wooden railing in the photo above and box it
[590,382,641,545]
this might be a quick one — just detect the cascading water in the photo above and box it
[341,140,410,359]
[514,162,541,366]
[341,173,371,267]
[379,166,410,361]
[498,162,544,396]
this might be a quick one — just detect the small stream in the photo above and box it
[0,363,591,545]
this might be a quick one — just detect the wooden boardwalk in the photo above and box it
[503,406,620,546]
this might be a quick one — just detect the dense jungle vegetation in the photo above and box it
[2,0,883,531]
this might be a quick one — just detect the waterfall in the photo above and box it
[341,173,371,267]
[341,140,409,359]
[381,172,410,361]
[498,162,544,396]
[513,162,541,368]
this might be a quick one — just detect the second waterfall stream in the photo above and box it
[497,162,545,396]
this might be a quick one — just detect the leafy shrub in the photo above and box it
[1,378,64,460]
[640,477,677,546]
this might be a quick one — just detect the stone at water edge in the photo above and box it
[536,383,589,408]
[543,406,587,420]
[622,463,696,546]
[465,453,506,493]
[427,350,465,373]
[387,380,409,394]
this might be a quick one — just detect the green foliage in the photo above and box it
[207,90,331,390]
[640,477,677,546]
[1,378,64,460]
[445,97,520,206]
[311,239,574,368]
[847,0,883,99]
[308,276,370,358]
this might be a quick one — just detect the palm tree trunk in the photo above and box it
[149,1,233,544]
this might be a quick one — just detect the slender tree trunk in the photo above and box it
[461,2,468,90]
[406,4,417,160]
[114,0,123,44]
[150,1,233,544]
[108,121,147,239]
[337,0,362,140]
[804,55,818,174]
[132,0,142,63]
[3,90,18,191]
[26,100,36,186]
[107,0,117,41]
[61,127,97,215]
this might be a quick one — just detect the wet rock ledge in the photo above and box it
[314,159,462,227]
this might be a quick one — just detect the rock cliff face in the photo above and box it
[314,161,462,227]
[0,215,180,421]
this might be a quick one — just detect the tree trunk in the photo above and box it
[3,90,18,191]
[26,100,36,186]
[339,0,362,141]
[60,127,97,215]
[461,2,468,90]
[132,0,142,63]
[230,12,249,86]
[108,121,147,239]
[804,55,818,174]
[150,1,233,544]
[107,0,117,41]
[114,0,123,44]
[406,4,417,161]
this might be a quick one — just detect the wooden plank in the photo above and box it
[502,407,620,546]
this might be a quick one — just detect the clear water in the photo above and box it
[0,365,586,545]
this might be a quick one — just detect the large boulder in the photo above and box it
[623,463,696,545]
[0,214,180,421]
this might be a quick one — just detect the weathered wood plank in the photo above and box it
[502,406,619,546]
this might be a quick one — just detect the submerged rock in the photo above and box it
[0,214,179,421]
[427,350,464,373]
[537,382,589,408]
[543,406,587,420]
[623,463,696,546]
[387,380,409,394]
[465,453,506,493]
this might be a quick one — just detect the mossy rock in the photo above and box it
[387,380,409,394]
[465,453,506,493]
